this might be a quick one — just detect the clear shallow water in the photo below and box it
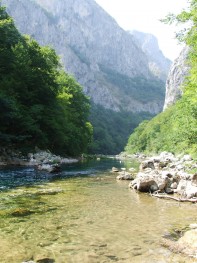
[0,158,196,263]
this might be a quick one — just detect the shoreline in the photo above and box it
[0,149,79,172]
[114,151,197,259]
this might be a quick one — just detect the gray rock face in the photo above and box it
[130,30,172,82]
[163,46,190,110]
[1,0,169,114]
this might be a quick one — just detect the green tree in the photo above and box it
[0,5,92,156]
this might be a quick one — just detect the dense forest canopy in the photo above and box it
[88,103,153,155]
[125,0,197,157]
[0,5,92,156]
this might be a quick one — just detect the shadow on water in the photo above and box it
[0,158,138,191]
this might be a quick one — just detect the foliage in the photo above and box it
[125,0,197,156]
[88,103,153,155]
[0,6,92,156]
[125,103,196,155]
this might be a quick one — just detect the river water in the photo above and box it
[0,158,196,263]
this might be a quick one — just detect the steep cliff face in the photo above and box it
[2,0,168,114]
[163,47,190,110]
[131,30,171,82]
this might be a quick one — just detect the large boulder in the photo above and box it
[130,173,158,192]
[130,170,171,193]
[137,177,158,192]
[177,179,197,199]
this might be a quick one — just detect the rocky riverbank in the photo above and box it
[113,151,197,259]
[115,152,197,200]
[0,148,78,172]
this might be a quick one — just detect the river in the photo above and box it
[0,158,196,263]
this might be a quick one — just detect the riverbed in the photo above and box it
[0,158,196,263]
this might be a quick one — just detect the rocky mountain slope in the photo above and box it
[2,0,170,114]
[130,30,171,82]
[163,46,190,110]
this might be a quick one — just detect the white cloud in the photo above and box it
[95,0,189,60]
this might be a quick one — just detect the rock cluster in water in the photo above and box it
[112,166,135,180]
[130,152,197,200]
[0,148,78,173]
[28,151,78,173]
[114,152,197,259]
[114,152,197,200]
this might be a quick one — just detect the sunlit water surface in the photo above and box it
[0,158,196,263]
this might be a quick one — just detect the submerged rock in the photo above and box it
[22,259,55,263]
[37,163,61,173]
[36,258,55,263]
[116,172,134,180]
[10,208,34,217]
[35,189,63,195]
[112,167,119,172]
[179,229,197,248]
[161,222,197,259]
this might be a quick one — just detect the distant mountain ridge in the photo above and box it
[130,30,171,82]
[2,0,171,114]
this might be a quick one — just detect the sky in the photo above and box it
[95,0,189,61]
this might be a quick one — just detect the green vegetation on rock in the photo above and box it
[125,0,197,156]
[100,65,165,103]
[0,5,92,156]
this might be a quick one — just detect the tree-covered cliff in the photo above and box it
[0,5,92,155]
[125,0,197,156]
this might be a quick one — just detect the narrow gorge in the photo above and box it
[1,0,171,154]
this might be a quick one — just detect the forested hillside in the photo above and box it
[88,104,153,154]
[125,0,197,157]
[0,6,92,156]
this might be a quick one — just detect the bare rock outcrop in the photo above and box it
[163,46,190,110]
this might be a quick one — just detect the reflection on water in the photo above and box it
[0,158,196,263]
